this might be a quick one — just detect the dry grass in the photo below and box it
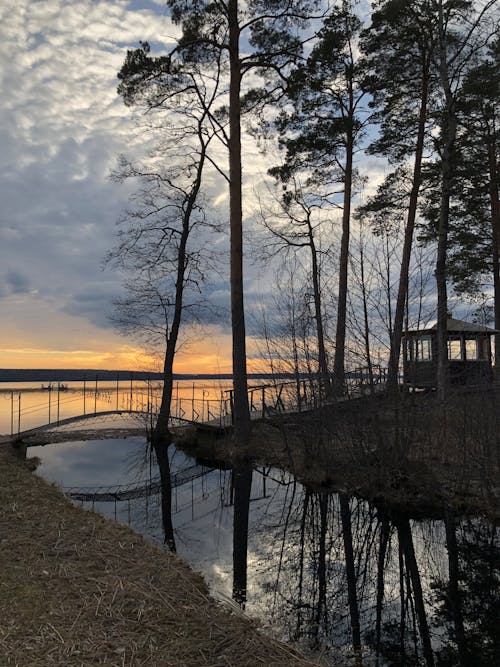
[0,447,325,667]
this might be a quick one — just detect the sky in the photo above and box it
[0,0,384,375]
[0,0,239,373]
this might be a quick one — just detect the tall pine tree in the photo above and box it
[361,0,438,393]
[270,1,367,393]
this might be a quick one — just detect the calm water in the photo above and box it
[30,433,500,666]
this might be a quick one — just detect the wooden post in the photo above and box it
[202,390,206,422]
[229,390,235,425]
[57,382,60,425]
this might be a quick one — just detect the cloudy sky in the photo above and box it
[0,0,241,372]
[0,0,384,375]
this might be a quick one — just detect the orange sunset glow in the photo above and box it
[0,328,268,375]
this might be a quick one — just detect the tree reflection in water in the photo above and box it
[232,483,499,666]
[433,516,499,666]
[232,462,253,607]
[150,459,497,665]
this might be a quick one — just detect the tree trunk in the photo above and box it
[387,63,430,394]
[398,534,406,664]
[436,137,453,402]
[228,0,252,608]
[487,135,500,369]
[398,519,435,667]
[152,137,207,552]
[313,492,328,637]
[309,224,330,397]
[151,433,176,551]
[333,120,354,394]
[360,242,374,392]
[295,489,310,638]
[340,493,361,654]
[228,0,250,443]
[444,512,467,665]
[436,3,457,402]
[375,518,390,661]
[151,337,177,552]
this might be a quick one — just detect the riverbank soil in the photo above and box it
[0,447,323,667]
[178,390,500,520]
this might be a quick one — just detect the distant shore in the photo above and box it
[0,368,296,384]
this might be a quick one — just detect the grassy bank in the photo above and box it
[0,447,324,667]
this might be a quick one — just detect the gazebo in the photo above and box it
[402,316,498,389]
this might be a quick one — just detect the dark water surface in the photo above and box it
[32,438,499,666]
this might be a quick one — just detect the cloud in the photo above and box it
[0,1,295,371]
[0,0,389,373]
[0,269,31,297]
[0,0,181,366]
[61,280,124,328]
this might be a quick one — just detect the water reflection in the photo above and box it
[31,437,150,487]
[32,440,499,665]
[252,489,499,665]
[232,463,253,606]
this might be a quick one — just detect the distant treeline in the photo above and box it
[0,369,297,383]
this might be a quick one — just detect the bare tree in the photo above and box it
[162,0,322,443]
[257,180,334,396]
[111,50,223,548]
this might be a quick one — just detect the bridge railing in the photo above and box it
[1,369,388,437]
[1,381,232,435]
[345,365,387,397]
[1,385,120,436]
[222,378,330,423]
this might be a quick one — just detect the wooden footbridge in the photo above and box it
[0,380,304,446]
[0,369,386,448]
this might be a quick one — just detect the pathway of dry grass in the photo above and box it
[0,447,325,667]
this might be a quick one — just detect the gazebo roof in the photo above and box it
[406,316,499,336]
